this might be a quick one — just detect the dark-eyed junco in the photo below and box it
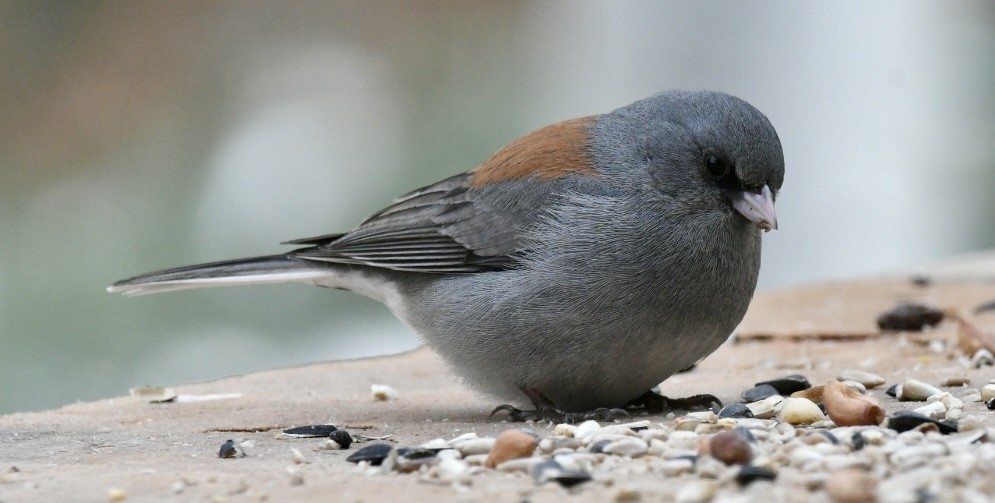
[110,90,784,421]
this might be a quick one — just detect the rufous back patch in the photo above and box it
[469,116,598,188]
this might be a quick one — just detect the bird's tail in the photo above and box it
[107,254,332,297]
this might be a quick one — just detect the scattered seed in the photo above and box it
[876,303,944,331]
[371,384,398,401]
[818,431,840,444]
[394,447,441,473]
[232,360,995,499]
[485,430,538,468]
[898,379,943,401]
[290,447,307,464]
[283,424,337,438]
[884,384,901,398]
[345,443,392,465]
[553,423,577,437]
[218,439,241,459]
[940,376,970,387]
[531,459,591,488]
[971,349,995,368]
[777,397,825,425]
[851,432,866,451]
[887,411,957,435]
[836,370,885,389]
[823,381,885,426]
[745,398,776,419]
[396,447,437,460]
[912,401,947,420]
[675,480,717,503]
[419,438,450,451]
[755,374,812,395]
[735,465,777,485]
[327,429,353,449]
[574,420,602,439]
[589,439,612,454]
[704,431,753,465]
[661,457,696,476]
[128,386,177,403]
[452,437,495,456]
[433,457,470,481]
[741,384,780,402]
[718,403,753,419]
[602,437,649,458]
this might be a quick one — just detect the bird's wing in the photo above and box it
[287,116,600,273]
[285,172,524,272]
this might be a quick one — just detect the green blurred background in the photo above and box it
[2,1,994,413]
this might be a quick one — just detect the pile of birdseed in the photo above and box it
[272,370,995,503]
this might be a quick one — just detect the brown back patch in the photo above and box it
[469,116,598,188]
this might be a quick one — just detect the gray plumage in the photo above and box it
[109,90,784,412]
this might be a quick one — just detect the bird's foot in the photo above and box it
[626,389,722,414]
[490,387,630,424]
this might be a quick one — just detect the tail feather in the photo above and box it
[107,254,331,297]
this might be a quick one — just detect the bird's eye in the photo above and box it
[704,155,731,178]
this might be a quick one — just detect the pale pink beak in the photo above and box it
[731,184,777,231]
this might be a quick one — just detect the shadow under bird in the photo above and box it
[109,90,784,422]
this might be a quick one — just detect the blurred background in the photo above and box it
[1,1,993,414]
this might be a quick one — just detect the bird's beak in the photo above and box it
[730,184,777,231]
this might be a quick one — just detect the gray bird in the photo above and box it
[109,90,783,421]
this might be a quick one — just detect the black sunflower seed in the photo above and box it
[218,439,239,459]
[736,465,777,485]
[345,443,393,465]
[741,384,779,402]
[755,374,811,395]
[283,424,338,438]
[886,410,957,435]
[719,403,753,419]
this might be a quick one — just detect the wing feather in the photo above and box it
[286,173,517,273]
[283,115,599,274]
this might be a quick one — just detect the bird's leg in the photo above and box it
[625,389,722,414]
[490,387,630,424]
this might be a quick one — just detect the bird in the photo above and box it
[109,90,784,422]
